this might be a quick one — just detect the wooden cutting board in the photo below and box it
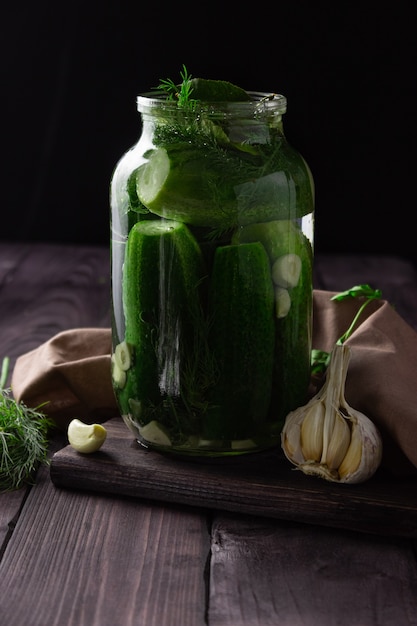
[50,417,417,538]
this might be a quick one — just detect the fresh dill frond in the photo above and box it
[0,357,53,492]
[155,64,199,110]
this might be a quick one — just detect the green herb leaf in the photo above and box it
[0,357,53,492]
[311,349,331,375]
[155,64,198,110]
[311,284,383,376]
[335,284,382,345]
[331,284,382,302]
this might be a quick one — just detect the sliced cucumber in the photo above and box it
[127,167,150,215]
[135,144,237,227]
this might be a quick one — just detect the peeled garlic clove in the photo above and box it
[272,254,302,288]
[275,286,292,319]
[111,353,127,389]
[114,341,132,371]
[138,420,172,447]
[67,418,107,453]
[112,341,133,389]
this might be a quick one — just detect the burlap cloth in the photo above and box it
[11,290,417,476]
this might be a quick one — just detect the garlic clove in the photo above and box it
[338,419,362,480]
[324,409,351,470]
[275,286,292,319]
[283,421,305,465]
[67,419,107,453]
[111,353,127,389]
[114,341,132,371]
[138,420,172,447]
[112,341,133,390]
[300,402,325,462]
[338,410,382,484]
[271,253,302,288]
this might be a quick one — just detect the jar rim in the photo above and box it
[136,91,287,115]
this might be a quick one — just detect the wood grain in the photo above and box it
[51,418,417,538]
[208,514,417,626]
[0,460,209,626]
[2,244,417,626]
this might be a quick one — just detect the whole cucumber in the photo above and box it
[205,242,275,440]
[119,219,205,424]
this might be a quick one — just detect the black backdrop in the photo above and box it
[2,2,416,266]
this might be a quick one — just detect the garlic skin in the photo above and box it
[281,344,383,484]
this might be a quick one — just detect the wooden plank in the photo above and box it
[50,418,417,538]
[0,433,66,559]
[208,514,417,626]
[0,461,209,626]
[0,488,29,558]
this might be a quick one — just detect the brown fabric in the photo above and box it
[313,291,417,476]
[11,291,417,476]
[11,328,116,428]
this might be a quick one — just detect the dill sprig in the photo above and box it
[155,64,199,110]
[0,357,53,492]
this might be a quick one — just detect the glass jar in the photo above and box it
[110,90,314,457]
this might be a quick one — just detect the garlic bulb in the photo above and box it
[281,343,383,484]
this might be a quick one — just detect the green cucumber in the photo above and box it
[231,218,313,316]
[126,167,150,215]
[233,145,314,221]
[187,78,251,102]
[232,220,313,317]
[136,141,313,229]
[270,251,313,424]
[232,219,313,425]
[232,218,313,265]
[135,144,237,228]
[205,242,275,440]
[120,219,205,423]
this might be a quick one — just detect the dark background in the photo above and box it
[2,2,416,266]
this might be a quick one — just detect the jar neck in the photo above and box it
[138,92,287,145]
[137,91,287,117]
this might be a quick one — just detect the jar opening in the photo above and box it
[136,91,287,118]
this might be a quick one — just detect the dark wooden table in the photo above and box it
[1,241,417,626]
